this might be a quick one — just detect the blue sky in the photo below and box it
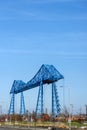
[0,0,87,114]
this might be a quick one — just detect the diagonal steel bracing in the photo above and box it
[36,81,43,115]
[52,82,60,117]
[9,64,64,116]
[20,92,26,115]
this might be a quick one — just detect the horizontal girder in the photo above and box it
[10,64,64,94]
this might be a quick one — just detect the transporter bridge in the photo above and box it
[9,64,64,117]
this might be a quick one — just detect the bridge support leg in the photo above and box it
[52,82,60,117]
[20,92,26,115]
[9,93,15,114]
[36,81,43,116]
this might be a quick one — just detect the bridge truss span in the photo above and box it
[9,64,64,117]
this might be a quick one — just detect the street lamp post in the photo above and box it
[68,87,71,130]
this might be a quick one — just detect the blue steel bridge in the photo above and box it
[9,64,64,117]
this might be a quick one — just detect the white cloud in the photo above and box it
[0,48,87,59]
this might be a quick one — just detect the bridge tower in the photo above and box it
[9,92,26,115]
[9,93,15,114]
[36,81,43,115]
[9,80,26,115]
[36,82,60,117]
[20,92,26,115]
[52,82,60,117]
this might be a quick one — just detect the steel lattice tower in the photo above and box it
[20,92,26,115]
[9,93,15,114]
[36,81,43,115]
[52,82,60,117]
[9,80,26,114]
